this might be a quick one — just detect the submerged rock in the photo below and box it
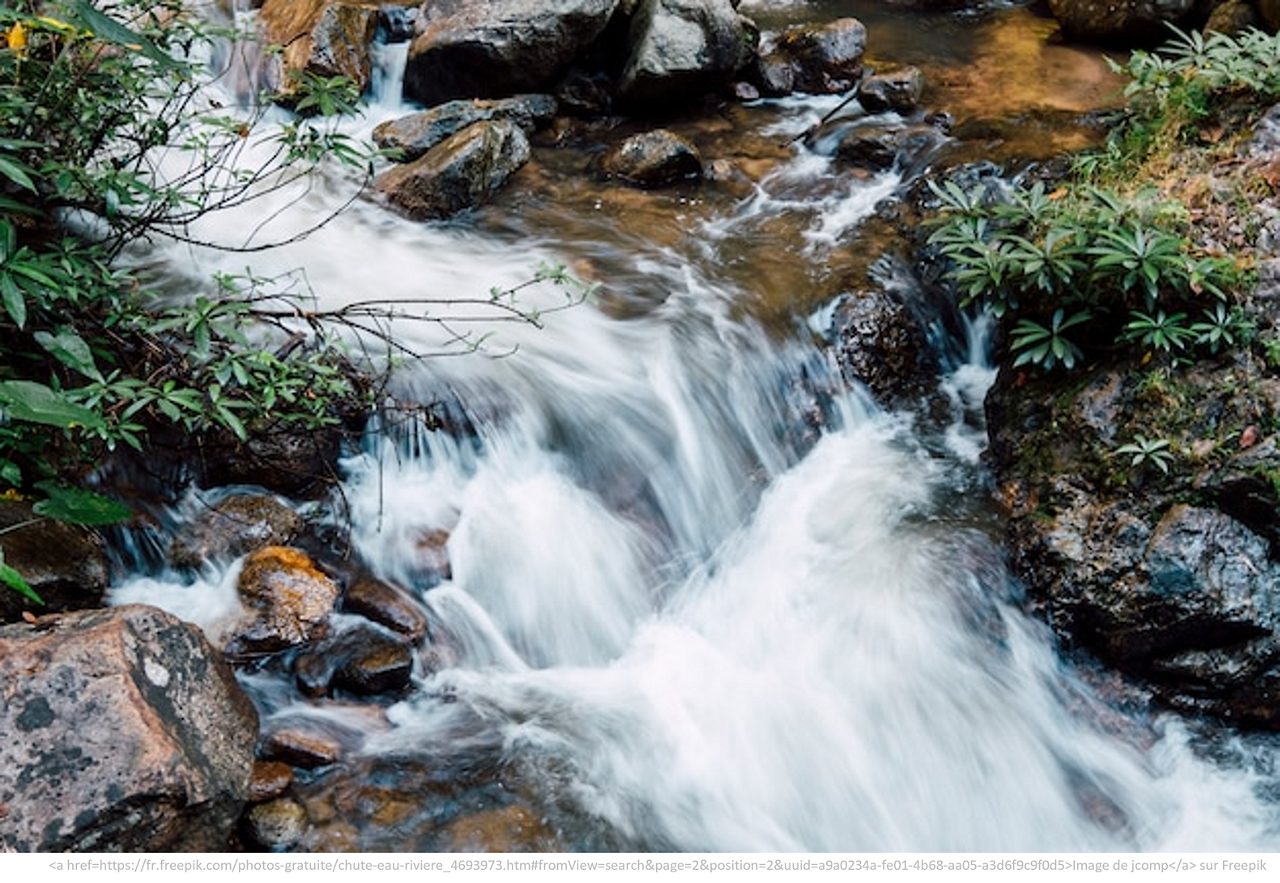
[375,121,531,220]
[618,0,756,106]
[293,623,415,696]
[259,0,378,99]
[601,129,703,187]
[442,804,562,852]
[857,67,924,114]
[0,500,108,622]
[227,546,340,656]
[402,0,620,106]
[373,94,557,162]
[1046,0,1197,45]
[169,493,304,569]
[0,605,258,851]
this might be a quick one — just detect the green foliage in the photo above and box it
[0,548,42,605]
[1114,434,1175,474]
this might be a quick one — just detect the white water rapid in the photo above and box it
[110,7,1280,853]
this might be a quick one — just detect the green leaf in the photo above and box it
[34,329,103,382]
[0,156,37,193]
[1,273,26,328]
[69,1,181,71]
[32,482,131,526]
[0,549,43,606]
[0,380,105,429]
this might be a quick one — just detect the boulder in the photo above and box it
[373,94,557,162]
[1046,0,1197,45]
[259,0,378,98]
[402,0,620,106]
[342,575,429,641]
[0,500,108,623]
[0,605,258,851]
[227,546,340,656]
[375,121,531,221]
[293,623,415,696]
[857,67,924,114]
[829,289,939,406]
[619,0,756,106]
[832,122,948,175]
[169,493,304,569]
[755,18,866,97]
[600,129,703,186]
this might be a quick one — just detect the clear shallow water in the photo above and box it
[110,1,1280,852]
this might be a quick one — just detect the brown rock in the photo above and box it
[443,805,561,852]
[227,546,340,656]
[774,18,867,95]
[343,575,428,640]
[1046,0,1196,45]
[857,67,924,114]
[0,500,108,623]
[169,494,304,569]
[0,605,258,851]
[262,727,343,769]
[259,0,378,99]
[601,129,703,188]
[293,623,414,696]
[248,761,294,802]
[243,798,308,850]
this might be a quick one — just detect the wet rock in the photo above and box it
[248,761,295,803]
[294,623,415,696]
[169,494,304,569]
[372,94,557,163]
[834,123,947,174]
[402,0,620,106]
[601,129,703,187]
[262,726,344,769]
[732,80,760,102]
[227,546,340,656]
[443,804,561,852]
[259,0,378,99]
[857,67,924,114]
[619,0,756,106]
[1204,0,1257,34]
[198,418,348,497]
[829,289,939,406]
[0,605,258,851]
[752,52,795,97]
[243,798,308,850]
[0,500,108,623]
[377,3,418,42]
[757,18,866,97]
[375,121,531,221]
[555,69,615,116]
[1046,0,1197,45]
[413,527,454,586]
[343,575,429,641]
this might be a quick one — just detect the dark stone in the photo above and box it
[833,123,948,174]
[293,623,414,697]
[1204,0,1258,34]
[0,605,258,851]
[197,418,348,497]
[752,52,795,97]
[1261,0,1280,30]
[373,94,557,162]
[829,289,939,407]
[601,129,703,187]
[857,67,924,114]
[555,69,615,116]
[377,4,418,42]
[0,500,109,623]
[343,575,429,641]
[403,0,620,106]
[618,0,756,106]
[375,121,531,221]
[169,494,304,569]
[1046,0,1197,45]
[769,18,867,95]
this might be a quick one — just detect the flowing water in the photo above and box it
[110,0,1280,852]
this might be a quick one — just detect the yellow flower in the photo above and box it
[6,21,28,59]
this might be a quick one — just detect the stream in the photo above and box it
[109,0,1280,852]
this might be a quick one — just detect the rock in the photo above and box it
[0,605,257,851]
[829,289,939,406]
[1204,0,1257,34]
[601,129,703,187]
[752,52,795,97]
[833,123,947,174]
[227,546,340,656]
[619,0,756,106]
[0,500,108,623]
[377,3,418,41]
[248,761,294,803]
[262,726,344,769]
[373,94,557,162]
[442,804,561,852]
[763,18,867,96]
[1261,0,1280,30]
[197,418,348,497]
[169,494,304,569]
[293,623,415,696]
[243,798,308,850]
[413,527,454,586]
[259,0,378,99]
[1249,103,1280,160]
[732,80,760,102]
[555,69,615,116]
[402,0,620,106]
[343,575,429,641]
[375,121,531,221]
[857,67,924,114]
[1046,0,1197,45]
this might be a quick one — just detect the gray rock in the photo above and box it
[601,129,703,187]
[0,500,108,622]
[375,121,531,220]
[1248,103,1280,161]
[774,18,866,94]
[619,0,756,106]
[0,605,258,851]
[1046,0,1197,45]
[830,289,939,406]
[373,94,557,162]
[403,0,620,105]
[857,67,924,114]
[169,494,304,569]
